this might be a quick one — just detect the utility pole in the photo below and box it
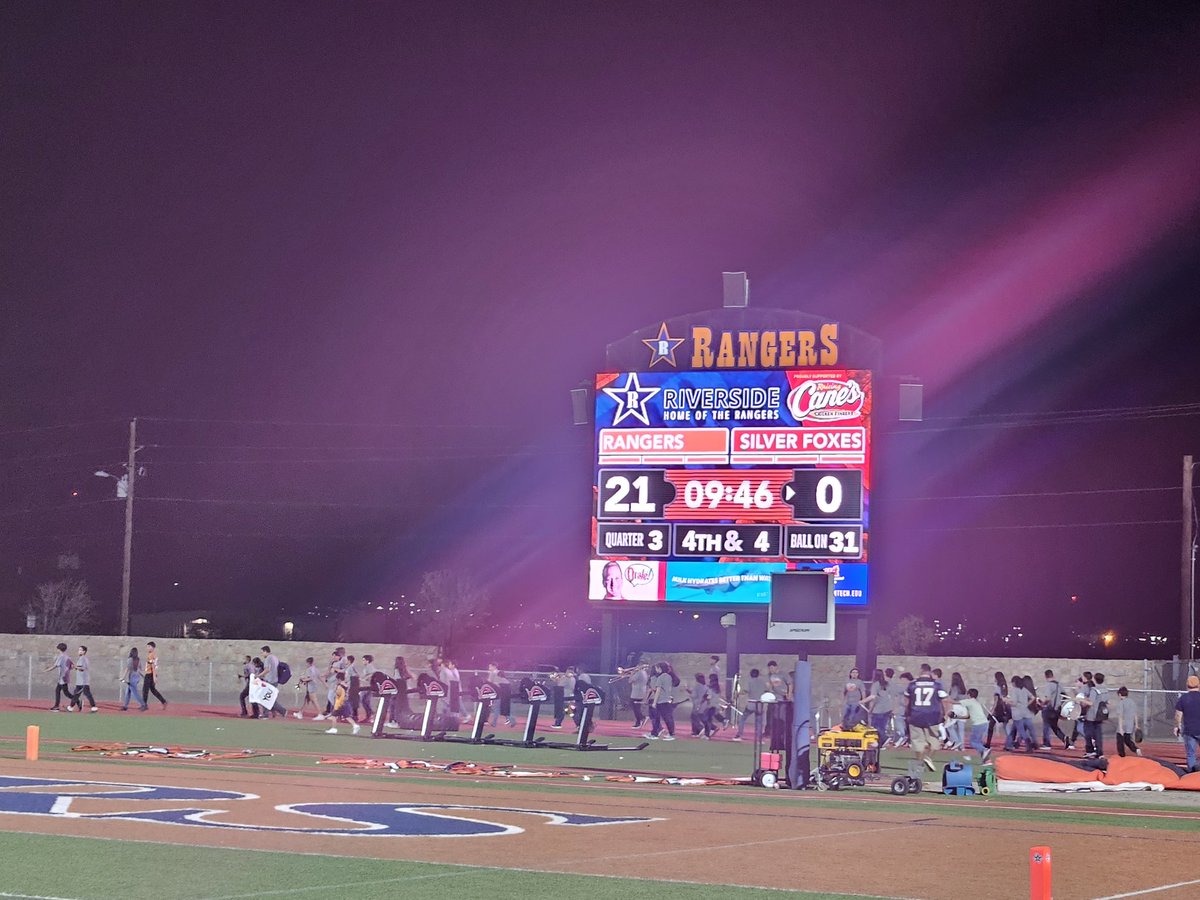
[121,418,137,636]
[1183,455,1194,662]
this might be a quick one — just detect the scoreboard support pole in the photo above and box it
[854,613,874,682]
[788,658,812,790]
[600,610,618,719]
[724,618,739,709]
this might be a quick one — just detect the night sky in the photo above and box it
[3,4,1199,652]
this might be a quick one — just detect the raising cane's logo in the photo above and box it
[624,563,655,587]
[787,379,865,422]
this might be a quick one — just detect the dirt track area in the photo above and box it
[1,755,1198,900]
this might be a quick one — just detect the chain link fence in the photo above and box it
[5,653,1193,744]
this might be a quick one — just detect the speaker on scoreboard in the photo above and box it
[899,382,923,422]
[767,571,836,641]
[570,387,592,426]
[722,271,749,308]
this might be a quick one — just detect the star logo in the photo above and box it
[641,322,685,368]
[602,373,661,426]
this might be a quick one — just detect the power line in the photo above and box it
[0,447,127,465]
[133,529,395,540]
[920,401,1200,422]
[139,452,576,465]
[895,486,1179,501]
[0,500,117,518]
[0,420,123,438]
[137,495,560,511]
[920,519,1178,532]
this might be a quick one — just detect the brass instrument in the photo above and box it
[608,663,650,683]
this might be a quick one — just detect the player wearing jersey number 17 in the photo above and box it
[905,663,951,772]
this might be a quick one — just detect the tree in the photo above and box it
[27,578,94,634]
[876,614,937,655]
[415,569,489,652]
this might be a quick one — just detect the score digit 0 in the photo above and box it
[784,470,863,520]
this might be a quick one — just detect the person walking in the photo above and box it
[689,673,714,738]
[345,654,361,720]
[1008,675,1037,752]
[68,645,98,712]
[486,664,516,727]
[959,688,992,761]
[906,663,950,772]
[261,645,288,718]
[142,641,168,709]
[1079,672,1106,758]
[945,672,967,750]
[889,672,913,746]
[443,659,463,717]
[986,672,1012,750]
[238,655,254,717]
[386,655,412,726]
[1068,672,1093,750]
[765,660,791,702]
[628,664,650,730]
[1038,669,1068,749]
[643,663,664,739]
[841,667,867,729]
[1113,686,1141,758]
[653,662,679,741]
[733,667,767,742]
[551,667,576,728]
[322,648,348,717]
[248,657,266,718]
[1174,674,1200,773]
[865,669,892,737]
[359,654,377,722]
[45,642,75,711]
[120,647,147,711]
[294,657,322,719]
[322,672,360,735]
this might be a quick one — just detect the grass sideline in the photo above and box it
[0,709,753,776]
[0,832,899,900]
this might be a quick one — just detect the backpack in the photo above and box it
[1095,692,1109,722]
[992,691,1011,723]
[277,661,292,685]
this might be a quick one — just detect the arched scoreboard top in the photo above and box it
[605,307,881,374]
[590,306,880,611]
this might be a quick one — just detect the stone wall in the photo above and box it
[1,632,1172,724]
[0,633,438,706]
[634,651,1166,725]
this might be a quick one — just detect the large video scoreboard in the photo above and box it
[589,369,871,607]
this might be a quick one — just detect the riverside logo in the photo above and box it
[644,323,840,369]
[0,776,659,837]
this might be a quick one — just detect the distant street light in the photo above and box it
[95,419,139,636]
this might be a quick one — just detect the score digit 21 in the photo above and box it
[596,468,862,523]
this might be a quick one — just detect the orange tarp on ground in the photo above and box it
[1172,771,1200,791]
[1100,756,1180,787]
[995,755,1100,783]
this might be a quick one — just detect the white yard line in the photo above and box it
[198,851,923,900]
[1093,879,1200,899]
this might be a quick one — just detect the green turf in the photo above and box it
[1,709,1197,838]
[0,709,752,776]
[0,832,892,899]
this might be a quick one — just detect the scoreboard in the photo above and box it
[589,369,871,607]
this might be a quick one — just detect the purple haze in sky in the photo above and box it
[2,4,1199,648]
